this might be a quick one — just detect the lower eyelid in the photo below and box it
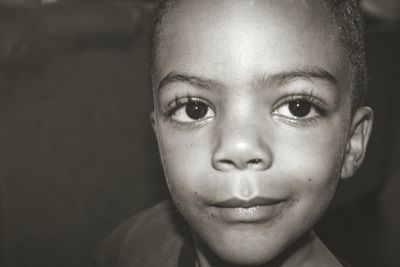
[272,114,321,127]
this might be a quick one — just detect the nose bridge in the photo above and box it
[221,115,258,147]
[212,107,273,171]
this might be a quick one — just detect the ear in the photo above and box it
[340,106,373,179]
[150,111,156,132]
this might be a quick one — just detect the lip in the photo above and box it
[212,196,284,208]
[210,197,286,223]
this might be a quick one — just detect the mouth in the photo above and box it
[210,197,287,223]
[212,196,285,208]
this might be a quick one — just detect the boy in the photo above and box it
[95,0,373,266]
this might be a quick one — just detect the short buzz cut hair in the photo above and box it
[150,0,367,111]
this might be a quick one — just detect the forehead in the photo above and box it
[154,0,350,93]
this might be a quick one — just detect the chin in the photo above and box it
[199,230,289,266]
[217,249,278,266]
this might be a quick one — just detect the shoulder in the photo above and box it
[93,201,190,267]
[337,256,353,267]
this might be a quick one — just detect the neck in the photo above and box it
[193,231,342,267]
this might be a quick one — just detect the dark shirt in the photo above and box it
[94,201,194,267]
[94,201,351,267]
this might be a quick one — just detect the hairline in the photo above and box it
[150,0,366,112]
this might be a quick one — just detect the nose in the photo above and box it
[212,119,273,172]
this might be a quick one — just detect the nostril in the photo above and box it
[248,158,262,164]
[220,159,234,165]
[213,159,238,171]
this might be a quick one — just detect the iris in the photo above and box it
[186,101,209,120]
[289,100,312,117]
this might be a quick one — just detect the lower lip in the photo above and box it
[213,203,285,223]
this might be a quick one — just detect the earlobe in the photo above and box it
[340,106,374,179]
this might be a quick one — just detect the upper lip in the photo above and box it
[211,196,285,208]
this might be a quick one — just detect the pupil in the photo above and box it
[289,100,311,117]
[186,101,208,120]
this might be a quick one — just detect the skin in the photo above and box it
[151,0,373,266]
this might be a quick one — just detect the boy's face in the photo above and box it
[152,0,371,265]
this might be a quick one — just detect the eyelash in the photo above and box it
[160,93,213,125]
[272,93,329,125]
[276,94,327,114]
[160,92,328,126]
[163,94,197,116]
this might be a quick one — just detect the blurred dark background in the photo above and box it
[0,0,398,266]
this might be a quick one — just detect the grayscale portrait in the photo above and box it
[0,0,399,266]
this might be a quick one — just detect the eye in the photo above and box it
[273,98,324,120]
[172,99,215,123]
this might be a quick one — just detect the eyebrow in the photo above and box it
[157,72,217,93]
[264,67,338,87]
[157,67,337,93]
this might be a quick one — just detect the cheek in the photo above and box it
[156,128,212,203]
[268,129,347,237]
[278,126,346,207]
